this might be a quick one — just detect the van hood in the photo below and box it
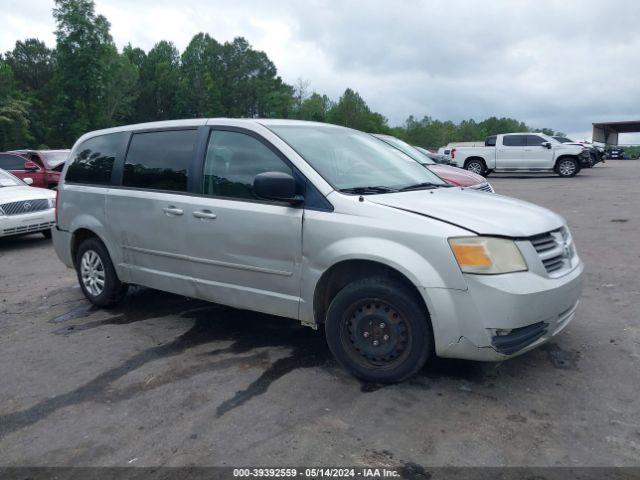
[367,188,565,237]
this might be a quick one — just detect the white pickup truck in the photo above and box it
[451,133,590,177]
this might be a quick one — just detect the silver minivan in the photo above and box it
[53,119,584,383]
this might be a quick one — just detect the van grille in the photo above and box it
[0,199,49,216]
[530,227,574,275]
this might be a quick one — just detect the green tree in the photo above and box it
[297,93,333,122]
[101,47,138,124]
[4,39,54,92]
[134,40,181,122]
[327,88,389,132]
[178,33,223,118]
[0,59,33,150]
[49,0,115,146]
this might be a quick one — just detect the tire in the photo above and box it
[464,159,486,176]
[42,229,52,239]
[75,237,128,307]
[556,157,579,177]
[324,277,432,383]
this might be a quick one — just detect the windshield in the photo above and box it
[40,151,70,168]
[0,169,24,187]
[269,124,447,192]
[553,137,573,144]
[374,135,436,165]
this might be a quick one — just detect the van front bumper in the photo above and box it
[424,260,584,361]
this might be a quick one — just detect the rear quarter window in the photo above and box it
[66,133,127,185]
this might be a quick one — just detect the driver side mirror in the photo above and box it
[254,172,303,204]
[542,142,552,149]
[24,160,40,171]
[23,177,34,185]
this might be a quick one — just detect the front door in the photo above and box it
[521,135,555,169]
[186,128,303,319]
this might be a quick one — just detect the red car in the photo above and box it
[372,134,494,192]
[0,149,69,189]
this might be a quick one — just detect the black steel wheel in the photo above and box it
[325,277,432,383]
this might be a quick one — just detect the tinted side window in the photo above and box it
[485,136,497,147]
[503,135,526,147]
[123,129,197,192]
[0,154,25,170]
[203,130,292,200]
[527,135,546,146]
[66,133,125,184]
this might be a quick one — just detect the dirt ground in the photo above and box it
[0,160,638,468]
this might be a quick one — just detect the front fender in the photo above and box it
[298,224,468,325]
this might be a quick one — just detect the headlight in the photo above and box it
[448,237,527,274]
[47,198,55,209]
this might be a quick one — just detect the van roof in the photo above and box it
[72,118,340,147]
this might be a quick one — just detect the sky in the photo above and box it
[2,0,640,142]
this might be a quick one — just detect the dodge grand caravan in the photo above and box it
[53,119,584,383]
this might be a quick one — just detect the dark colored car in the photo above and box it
[372,134,494,192]
[1,149,70,189]
[553,137,604,167]
[605,147,625,160]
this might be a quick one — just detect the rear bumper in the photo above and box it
[0,210,55,238]
[52,226,74,267]
[424,260,584,361]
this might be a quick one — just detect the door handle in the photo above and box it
[162,206,184,216]
[193,210,217,220]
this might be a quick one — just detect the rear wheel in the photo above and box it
[556,158,579,177]
[75,237,128,307]
[464,159,486,176]
[325,277,432,383]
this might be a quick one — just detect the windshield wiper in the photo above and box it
[339,186,398,195]
[398,182,451,192]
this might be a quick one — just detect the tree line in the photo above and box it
[0,0,564,152]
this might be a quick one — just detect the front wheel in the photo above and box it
[556,158,579,177]
[464,159,486,176]
[75,237,128,307]
[325,277,432,383]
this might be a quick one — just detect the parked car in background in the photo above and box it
[0,168,55,238]
[437,146,453,164]
[452,133,590,177]
[414,146,451,165]
[606,147,625,160]
[553,137,604,167]
[53,119,583,383]
[372,134,494,192]
[2,149,70,189]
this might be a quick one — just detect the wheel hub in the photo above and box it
[80,250,105,296]
[559,161,576,175]
[346,302,408,364]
